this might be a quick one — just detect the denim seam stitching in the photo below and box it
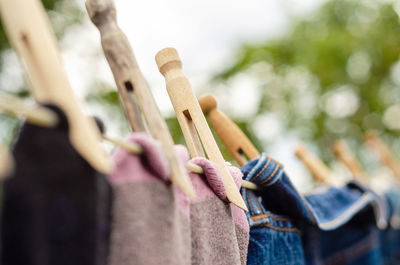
[245,154,267,181]
[250,157,271,182]
[246,190,255,216]
[251,214,291,222]
[259,164,281,185]
[256,223,301,234]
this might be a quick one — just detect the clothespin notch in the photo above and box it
[156,48,248,211]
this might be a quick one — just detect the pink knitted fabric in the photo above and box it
[228,165,250,231]
[110,133,169,184]
[187,156,245,265]
[228,165,250,265]
[108,133,190,265]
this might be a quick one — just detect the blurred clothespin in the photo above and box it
[199,94,260,167]
[85,0,196,199]
[155,48,250,211]
[364,130,400,180]
[331,140,369,184]
[0,93,58,128]
[295,143,336,185]
[0,146,14,179]
[0,0,112,174]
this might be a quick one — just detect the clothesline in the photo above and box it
[1,0,400,264]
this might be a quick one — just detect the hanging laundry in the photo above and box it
[0,105,112,265]
[241,154,388,265]
[229,166,250,265]
[108,133,191,265]
[301,182,387,265]
[179,147,249,265]
[241,155,306,265]
[176,146,248,265]
[300,185,386,265]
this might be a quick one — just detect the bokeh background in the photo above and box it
[1,0,400,192]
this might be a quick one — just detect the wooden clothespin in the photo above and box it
[0,0,112,174]
[295,143,335,184]
[331,140,369,184]
[85,0,145,133]
[0,93,58,128]
[86,0,196,198]
[365,131,400,180]
[199,94,260,166]
[155,48,248,211]
[0,146,13,179]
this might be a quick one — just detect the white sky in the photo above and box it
[65,0,327,114]
[63,0,362,191]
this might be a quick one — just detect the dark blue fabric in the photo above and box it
[241,153,387,265]
[302,224,381,265]
[242,154,305,265]
[248,223,305,265]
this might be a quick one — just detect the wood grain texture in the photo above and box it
[156,47,248,211]
[0,0,112,173]
[86,0,196,198]
[295,143,335,184]
[332,140,369,184]
[199,94,260,166]
[86,0,145,132]
[365,131,400,180]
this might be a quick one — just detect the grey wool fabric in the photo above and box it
[108,133,191,265]
[186,154,249,265]
[230,168,250,265]
[232,208,250,265]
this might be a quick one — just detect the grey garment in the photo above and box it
[109,182,190,265]
[190,196,242,265]
[235,226,249,265]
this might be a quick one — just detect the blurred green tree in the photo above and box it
[0,0,83,91]
[213,0,400,165]
[0,0,83,144]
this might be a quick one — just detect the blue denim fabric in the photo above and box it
[242,154,386,265]
[248,222,305,265]
[242,155,305,265]
[302,185,387,265]
[302,224,381,265]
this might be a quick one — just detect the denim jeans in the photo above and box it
[241,154,387,265]
[302,224,381,265]
[242,155,306,265]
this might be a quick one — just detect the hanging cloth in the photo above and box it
[0,105,112,265]
[174,145,249,265]
[241,153,388,265]
[108,133,191,265]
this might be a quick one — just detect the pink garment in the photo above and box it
[108,133,190,265]
[110,133,169,183]
[228,165,250,265]
[184,153,249,265]
[228,165,250,232]
[109,133,249,265]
